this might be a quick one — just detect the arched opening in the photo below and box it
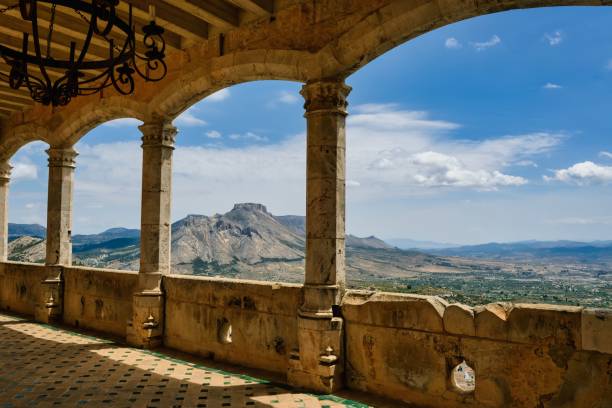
[70,118,143,270]
[170,81,307,283]
[342,6,612,308]
[7,141,49,264]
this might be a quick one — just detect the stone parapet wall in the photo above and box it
[0,262,46,315]
[63,266,138,338]
[164,275,302,375]
[0,263,610,406]
[342,291,612,407]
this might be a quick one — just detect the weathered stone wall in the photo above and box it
[164,275,302,375]
[342,291,612,408]
[1,263,610,406]
[63,266,138,338]
[0,262,46,315]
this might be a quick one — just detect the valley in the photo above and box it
[7,203,611,308]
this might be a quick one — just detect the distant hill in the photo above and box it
[428,240,612,264]
[386,238,459,250]
[73,228,140,246]
[7,204,396,275]
[8,223,46,239]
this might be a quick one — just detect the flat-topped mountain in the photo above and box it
[8,203,396,276]
[172,203,305,266]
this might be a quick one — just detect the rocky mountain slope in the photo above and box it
[8,203,402,279]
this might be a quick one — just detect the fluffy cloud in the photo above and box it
[545,161,612,184]
[206,130,222,139]
[606,59,612,71]
[599,151,612,159]
[543,83,562,90]
[174,107,207,127]
[544,31,563,46]
[228,132,268,142]
[277,91,300,104]
[206,88,231,102]
[407,151,526,189]
[471,35,501,51]
[27,103,565,232]
[11,162,38,181]
[102,118,143,128]
[445,37,461,49]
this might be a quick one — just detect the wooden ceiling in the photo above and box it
[0,0,275,119]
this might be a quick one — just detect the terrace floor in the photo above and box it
[0,312,373,408]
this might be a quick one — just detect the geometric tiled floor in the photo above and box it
[0,312,370,407]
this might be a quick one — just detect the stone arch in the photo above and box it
[150,49,312,121]
[50,96,148,148]
[0,124,52,162]
[318,0,610,79]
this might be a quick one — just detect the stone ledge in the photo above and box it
[582,308,612,354]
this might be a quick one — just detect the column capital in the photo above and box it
[139,122,177,148]
[47,147,78,168]
[300,80,352,115]
[0,162,12,183]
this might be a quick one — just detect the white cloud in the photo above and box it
[599,151,612,159]
[445,37,462,49]
[346,105,560,192]
[544,161,612,185]
[606,59,612,71]
[11,162,38,181]
[546,216,612,225]
[175,107,207,127]
[544,31,563,46]
[277,91,300,104]
[101,118,142,128]
[206,88,231,102]
[543,82,562,90]
[471,35,501,51]
[206,130,222,139]
[514,160,538,168]
[407,151,526,189]
[228,132,268,142]
[55,103,569,234]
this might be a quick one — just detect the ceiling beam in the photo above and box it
[228,0,274,16]
[167,0,239,30]
[0,13,111,61]
[120,0,209,43]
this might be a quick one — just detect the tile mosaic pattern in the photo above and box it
[0,312,369,408]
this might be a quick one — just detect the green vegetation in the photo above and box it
[350,271,612,308]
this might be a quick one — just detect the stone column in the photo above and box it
[127,121,176,348]
[45,148,77,266]
[288,79,351,393]
[0,162,11,262]
[35,147,77,323]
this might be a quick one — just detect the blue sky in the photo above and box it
[7,6,612,244]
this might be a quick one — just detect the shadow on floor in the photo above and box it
[0,311,373,408]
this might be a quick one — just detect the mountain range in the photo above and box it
[7,204,610,307]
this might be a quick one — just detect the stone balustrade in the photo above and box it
[1,262,609,407]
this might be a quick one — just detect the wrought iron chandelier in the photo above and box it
[0,0,167,107]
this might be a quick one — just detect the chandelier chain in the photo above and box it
[46,3,57,60]
[74,8,123,54]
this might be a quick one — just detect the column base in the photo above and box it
[287,315,344,394]
[34,266,63,324]
[126,291,164,349]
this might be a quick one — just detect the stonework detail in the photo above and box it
[47,147,78,168]
[300,81,352,115]
[140,123,177,148]
[0,162,12,182]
